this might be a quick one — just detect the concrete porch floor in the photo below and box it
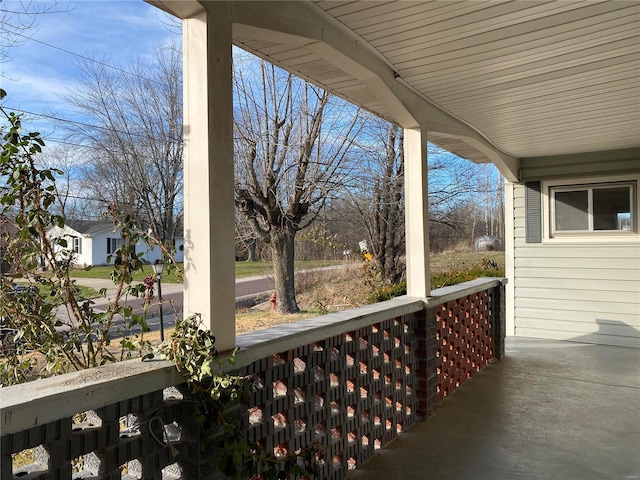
[348,337,640,480]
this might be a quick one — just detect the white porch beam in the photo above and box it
[430,132,521,183]
[182,5,236,351]
[146,0,203,19]
[404,126,430,298]
[228,1,518,171]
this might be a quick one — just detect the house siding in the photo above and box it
[510,152,640,348]
[48,225,93,267]
[48,224,183,267]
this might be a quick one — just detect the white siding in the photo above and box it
[91,232,112,266]
[48,226,184,266]
[511,165,640,347]
[48,225,93,267]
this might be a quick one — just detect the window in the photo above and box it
[550,182,635,235]
[107,237,124,254]
[73,237,82,254]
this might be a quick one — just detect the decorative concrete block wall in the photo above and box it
[236,314,417,478]
[1,279,506,480]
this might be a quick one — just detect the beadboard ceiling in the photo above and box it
[282,1,640,159]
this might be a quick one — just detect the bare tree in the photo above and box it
[346,120,405,283]
[235,206,262,261]
[346,117,506,268]
[61,39,183,245]
[234,57,362,313]
[496,171,504,243]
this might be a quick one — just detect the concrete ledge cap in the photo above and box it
[235,297,425,367]
[1,358,181,435]
[426,277,507,307]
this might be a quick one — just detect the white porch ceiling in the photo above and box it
[149,0,640,175]
[305,0,640,160]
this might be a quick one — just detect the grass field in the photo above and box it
[430,250,504,274]
[68,260,342,283]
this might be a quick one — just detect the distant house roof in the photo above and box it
[64,219,185,240]
[65,219,116,236]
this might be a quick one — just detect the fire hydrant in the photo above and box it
[270,292,277,311]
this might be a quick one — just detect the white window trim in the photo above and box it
[73,237,82,254]
[542,174,639,244]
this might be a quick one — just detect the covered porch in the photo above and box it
[2,1,638,478]
[349,336,640,480]
[3,283,639,478]
[147,0,640,352]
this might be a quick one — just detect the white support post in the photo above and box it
[404,126,431,298]
[182,5,236,351]
[505,181,516,337]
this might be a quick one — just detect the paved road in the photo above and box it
[59,265,342,338]
[66,275,274,324]
[66,266,344,333]
[235,276,274,297]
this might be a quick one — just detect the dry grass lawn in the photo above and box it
[233,250,505,335]
[93,251,505,346]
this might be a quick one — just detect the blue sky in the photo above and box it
[1,0,176,137]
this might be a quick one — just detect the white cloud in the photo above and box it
[2,1,176,134]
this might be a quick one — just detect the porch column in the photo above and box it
[504,181,516,337]
[404,126,431,298]
[182,5,235,351]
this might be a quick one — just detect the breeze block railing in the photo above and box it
[1,278,506,480]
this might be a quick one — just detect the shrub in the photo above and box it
[431,258,504,289]
[366,257,504,303]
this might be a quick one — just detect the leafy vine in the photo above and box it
[0,89,172,384]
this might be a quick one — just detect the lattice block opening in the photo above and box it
[274,442,289,459]
[273,380,287,398]
[294,418,307,433]
[314,421,326,438]
[293,387,305,404]
[12,447,47,478]
[294,357,307,374]
[248,406,264,425]
[272,412,288,429]
[359,361,368,374]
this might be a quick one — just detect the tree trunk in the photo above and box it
[247,238,257,262]
[270,227,299,313]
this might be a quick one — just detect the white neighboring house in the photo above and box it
[48,220,184,267]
